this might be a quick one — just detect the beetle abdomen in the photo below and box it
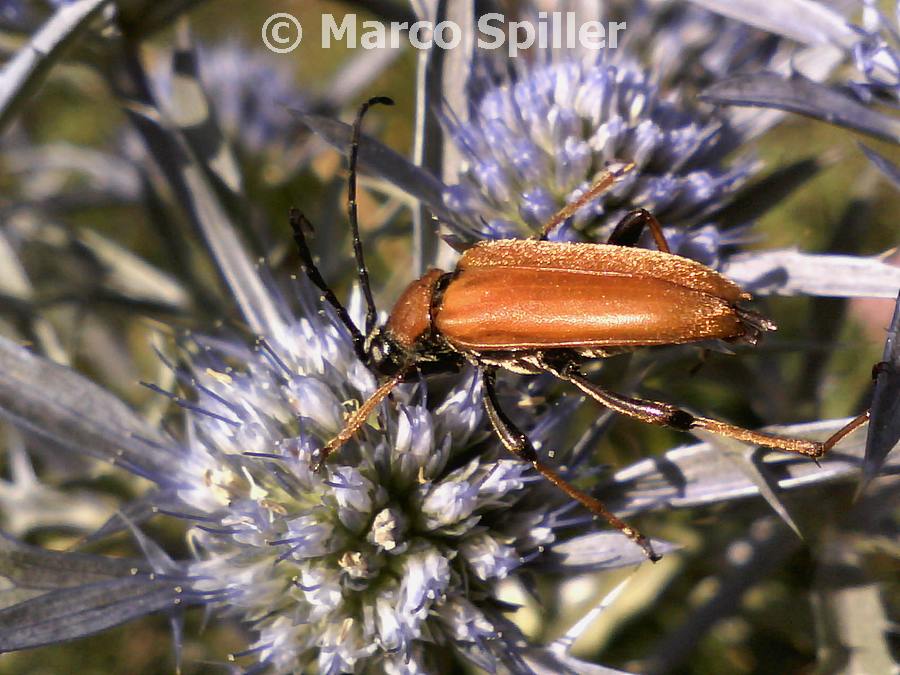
[435,267,756,351]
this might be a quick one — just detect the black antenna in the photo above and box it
[349,96,394,338]
[290,208,367,363]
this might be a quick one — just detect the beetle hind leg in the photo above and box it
[481,368,661,562]
[607,208,671,253]
[548,363,870,460]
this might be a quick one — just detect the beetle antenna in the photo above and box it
[349,96,395,338]
[290,208,368,363]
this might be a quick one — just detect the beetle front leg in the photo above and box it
[481,368,661,562]
[607,208,671,253]
[548,363,869,459]
[314,366,410,471]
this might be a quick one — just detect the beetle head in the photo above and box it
[364,326,409,378]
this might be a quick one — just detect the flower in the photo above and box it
[150,41,305,161]
[165,296,664,672]
[692,0,900,177]
[0,284,665,673]
[436,2,800,257]
[442,54,756,248]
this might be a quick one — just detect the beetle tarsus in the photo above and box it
[820,410,870,454]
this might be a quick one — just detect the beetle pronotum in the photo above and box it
[292,97,870,562]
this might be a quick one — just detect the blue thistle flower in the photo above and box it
[427,2,814,252]
[692,0,900,150]
[443,55,754,246]
[0,286,665,672]
[169,303,640,671]
[188,43,304,158]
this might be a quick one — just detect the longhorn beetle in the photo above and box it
[291,97,870,562]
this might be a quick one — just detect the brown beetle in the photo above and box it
[291,97,870,561]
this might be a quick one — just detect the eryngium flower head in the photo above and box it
[158,288,631,673]
[442,54,754,255]
[437,3,805,254]
[150,41,303,160]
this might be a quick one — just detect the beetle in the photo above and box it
[291,97,870,561]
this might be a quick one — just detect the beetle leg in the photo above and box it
[314,366,410,471]
[535,164,634,240]
[481,368,660,562]
[548,363,869,459]
[607,208,671,253]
